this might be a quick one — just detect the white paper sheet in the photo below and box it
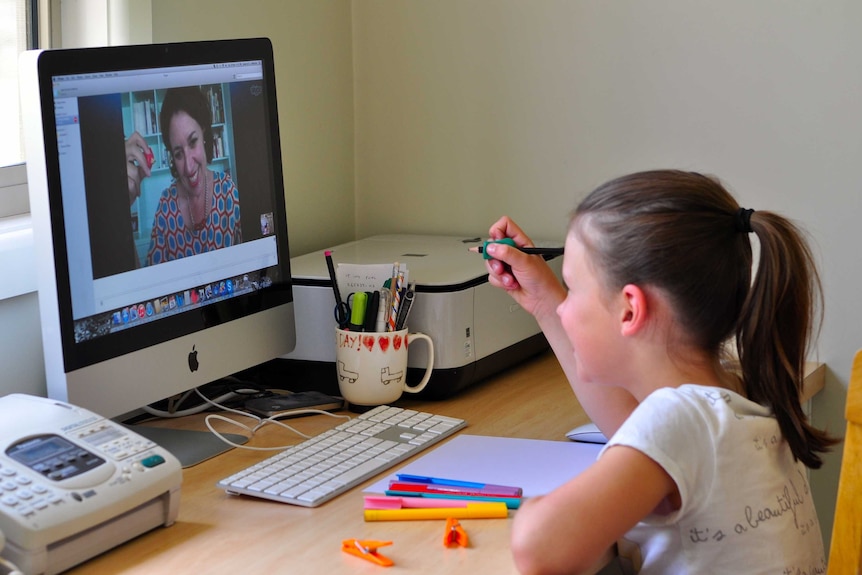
[366,434,603,497]
[336,262,407,297]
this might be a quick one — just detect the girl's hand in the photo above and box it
[483,216,566,321]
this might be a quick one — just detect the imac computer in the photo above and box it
[20,38,295,463]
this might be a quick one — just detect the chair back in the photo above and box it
[828,349,862,573]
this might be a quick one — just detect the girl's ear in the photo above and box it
[620,284,649,337]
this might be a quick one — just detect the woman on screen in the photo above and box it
[126,86,242,266]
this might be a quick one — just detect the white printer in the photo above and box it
[280,235,562,398]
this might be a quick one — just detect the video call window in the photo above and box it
[124,84,241,268]
[52,62,284,343]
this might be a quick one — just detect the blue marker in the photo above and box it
[396,474,522,497]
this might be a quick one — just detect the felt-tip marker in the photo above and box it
[468,238,564,259]
[363,291,380,332]
[348,291,368,331]
[392,474,523,497]
[364,502,508,521]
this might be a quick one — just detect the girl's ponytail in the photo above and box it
[736,211,836,468]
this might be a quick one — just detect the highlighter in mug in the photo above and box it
[334,328,434,407]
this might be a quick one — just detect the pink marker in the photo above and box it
[364,495,471,510]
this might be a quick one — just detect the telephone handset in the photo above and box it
[0,394,181,575]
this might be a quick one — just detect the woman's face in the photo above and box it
[167,110,207,195]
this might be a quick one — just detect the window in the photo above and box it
[0,0,33,169]
[1,0,34,219]
[1,0,34,300]
[1,1,152,300]
[1,1,151,219]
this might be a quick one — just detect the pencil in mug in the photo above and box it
[387,265,405,331]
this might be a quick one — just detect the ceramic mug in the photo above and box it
[334,328,434,406]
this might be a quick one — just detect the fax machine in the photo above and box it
[280,234,563,398]
[0,394,181,575]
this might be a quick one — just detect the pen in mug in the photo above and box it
[394,285,415,331]
[347,291,368,331]
[375,289,391,332]
[363,291,379,332]
[388,266,404,331]
[389,262,399,308]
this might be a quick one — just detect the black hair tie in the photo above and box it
[734,208,755,234]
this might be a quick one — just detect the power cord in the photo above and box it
[140,377,267,418]
[194,388,351,451]
[0,532,24,575]
[0,558,24,575]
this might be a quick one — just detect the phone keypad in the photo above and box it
[0,462,64,518]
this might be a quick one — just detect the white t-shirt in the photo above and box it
[601,385,826,574]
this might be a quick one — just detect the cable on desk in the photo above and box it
[141,389,242,418]
[139,376,268,418]
[0,553,24,575]
[194,388,352,452]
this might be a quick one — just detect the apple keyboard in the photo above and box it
[216,405,466,507]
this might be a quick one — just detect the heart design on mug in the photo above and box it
[362,335,375,351]
[377,335,390,352]
[393,334,403,351]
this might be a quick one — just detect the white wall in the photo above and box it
[0,293,45,397]
[151,0,356,256]
[352,0,862,550]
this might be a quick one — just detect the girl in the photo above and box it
[484,170,836,574]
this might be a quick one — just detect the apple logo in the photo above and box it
[188,345,199,372]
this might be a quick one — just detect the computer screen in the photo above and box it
[20,38,296,427]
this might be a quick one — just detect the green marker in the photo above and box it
[469,238,563,259]
[348,291,368,331]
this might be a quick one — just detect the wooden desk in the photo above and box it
[68,354,825,574]
[70,352,586,574]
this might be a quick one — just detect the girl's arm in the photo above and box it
[510,445,678,575]
[484,216,637,436]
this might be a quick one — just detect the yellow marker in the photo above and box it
[364,502,509,521]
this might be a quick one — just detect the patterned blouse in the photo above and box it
[146,171,241,265]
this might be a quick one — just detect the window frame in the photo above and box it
[1,0,38,298]
[0,162,35,300]
[0,163,28,218]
